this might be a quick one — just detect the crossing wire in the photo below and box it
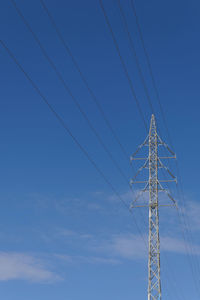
[157,162,198,300]
[98,0,153,237]
[177,205,200,296]
[99,0,148,131]
[39,0,132,166]
[176,180,200,296]
[130,0,173,149]
[129,0,176,176]
[9,0,131,188]
[116,0,155,117]
[0,39,148,251]
[116,0,169,154]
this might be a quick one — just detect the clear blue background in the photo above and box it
[0,0,200,299]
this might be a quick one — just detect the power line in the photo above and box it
[176,179,200,296]
[99,2,200,296]
[129,1,200,294]
[0,39,147,249]
[9,0,152,245]
[39,0,150,235]
[99,0,148,131]
[5,1,196,296]
[98,3,191,295]
[9,0,131,188]
[116,0,155,116]
[129,0,176,176]
[39,0,131,166]
[130,0,173,149]
[116,0,167,151]
[101,0,186,298]
[10,0,152,241]
[10,0,152,250]
[163,168,200,297]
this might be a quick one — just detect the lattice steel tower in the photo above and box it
[130,115,176,300]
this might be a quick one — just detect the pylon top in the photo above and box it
[150,114,156,133]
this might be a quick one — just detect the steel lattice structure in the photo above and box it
[130,115,177,300]
[148,115,161,300]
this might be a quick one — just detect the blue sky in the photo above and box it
[0,0,200,299]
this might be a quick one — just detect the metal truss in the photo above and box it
[130,115,177,300]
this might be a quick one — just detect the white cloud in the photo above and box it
[57,228,77,237]
[45,224,200,262]
[85,256,120,265]
[87,203,103,211]
[98,234,147,259]
[161,236,200,255]
[90,233,147,260]
[55,228,94,240]
[107,189,171,210]
[184,201,200,231]
[108,190,135,205]
[93,233,200,260]
[55,254,120,265]
[0,252,61,283]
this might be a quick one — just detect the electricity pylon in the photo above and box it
[130,115,177,300]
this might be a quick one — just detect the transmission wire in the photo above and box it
[130,0,200,293]
[39,0,131,166]
[10,0,153,240]
[0,39,148,252]
[130,0,173,148]
[99,3,185,296]
[7,0,195,296]
[99,0,148,131]
[117,0,155,117]
[9,0,132,188]
[116,3,194,294]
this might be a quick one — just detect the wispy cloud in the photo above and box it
[92,233,200,260]
[161,236,200,255]
[0,252,61,283]
[94,234,147,260]
[184,201,200,231]
[55,228,94,240]
[55,254,120,265]
[41,223,200,262]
